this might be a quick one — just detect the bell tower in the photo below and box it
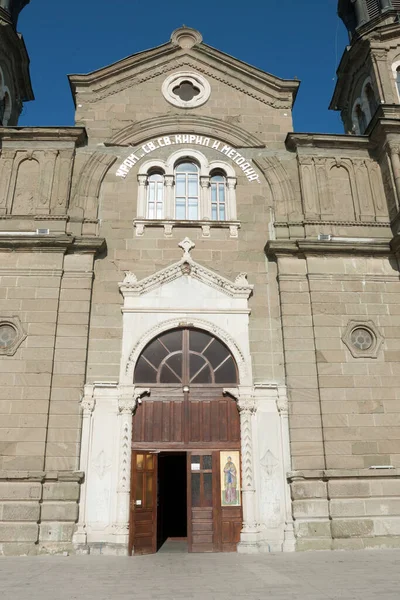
[331,0,400,133]
[0,0,33,125]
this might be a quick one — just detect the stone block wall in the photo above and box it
[0,247,96,473]
[0,472,82,555]
[290,471,400,550]
[272,251,400,472]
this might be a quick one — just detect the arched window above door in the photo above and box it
[134,328,238,385]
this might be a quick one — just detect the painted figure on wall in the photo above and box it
[224,457,237,504]
[220,451,241,506]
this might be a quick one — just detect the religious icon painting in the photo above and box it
[220,451,241,507]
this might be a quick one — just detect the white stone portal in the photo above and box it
[74,239,293,554]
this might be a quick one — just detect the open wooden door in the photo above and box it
[129,451,157,555]
[187,451,218,553]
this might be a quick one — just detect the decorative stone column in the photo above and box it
[113,386,150,547]
[277,386,296,551]
[200,175,211,220]
[387,143,400,208]
[224,388,259,553]
[73,386,96,549]
[227,177,237,220]
[136,174,148,218]
[164,174,175,219]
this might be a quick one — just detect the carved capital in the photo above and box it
[200,175,210,189]
[298,155,313,166]
[276,387,289,415]
[164,175,174,187]
[387,142,400,157]
[137,174,147,186]
[237,397,256,415]
[81,396,96,416]
[118,387,150,414]
[227,176,237,190]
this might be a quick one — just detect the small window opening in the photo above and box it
[210,171,227,221]
[173,81,200,102]
[147,171,165,219]
[355,104,367,134]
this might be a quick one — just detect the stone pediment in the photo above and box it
[118,237,253,300]
[68,27,299,109]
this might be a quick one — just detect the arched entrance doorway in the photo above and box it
[129,327,242,555]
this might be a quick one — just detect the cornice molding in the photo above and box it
[0,233,106,253]
[265,238,391,256]
[286,132,374,152]
[69,51,297,109]
[0,127,87,146]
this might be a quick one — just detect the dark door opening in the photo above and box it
[157,452,187,551]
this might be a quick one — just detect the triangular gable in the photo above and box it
[69,27,299,109]
[119,237,253,300]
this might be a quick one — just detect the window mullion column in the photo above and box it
[227,177,237,220]
[200,176,211,220]
[137,175,148,218]
[164,175,174,219]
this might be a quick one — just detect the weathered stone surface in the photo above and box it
[331,519,374,539]
[42,483,80,502]
[39,522,76,542]
[0,523,38,543]
[41,502,78,522]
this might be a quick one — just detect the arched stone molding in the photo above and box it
[106,114,265,148]
[71,152,117,220]
[138,158,166,175]
[165,148,209,174]
[253,156,297,219]
[360,76,376,122]
[123,316,250,388]
[138,154,237,179]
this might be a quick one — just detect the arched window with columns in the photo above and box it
[136,149,237,227]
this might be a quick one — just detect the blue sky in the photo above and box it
[18,0,349,134]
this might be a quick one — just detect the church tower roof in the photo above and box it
[0,0,30,27]
[338,0,400,40]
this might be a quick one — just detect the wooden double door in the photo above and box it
[129,449,242,555]
[129,327,242,555]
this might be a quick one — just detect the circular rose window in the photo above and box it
[350,327,374,351]
[162,71,211,108]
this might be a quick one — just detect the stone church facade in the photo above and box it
[1,0,400,555]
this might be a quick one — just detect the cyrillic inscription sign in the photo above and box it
[115,134,260,183]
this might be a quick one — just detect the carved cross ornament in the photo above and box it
[178,237,195,260]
